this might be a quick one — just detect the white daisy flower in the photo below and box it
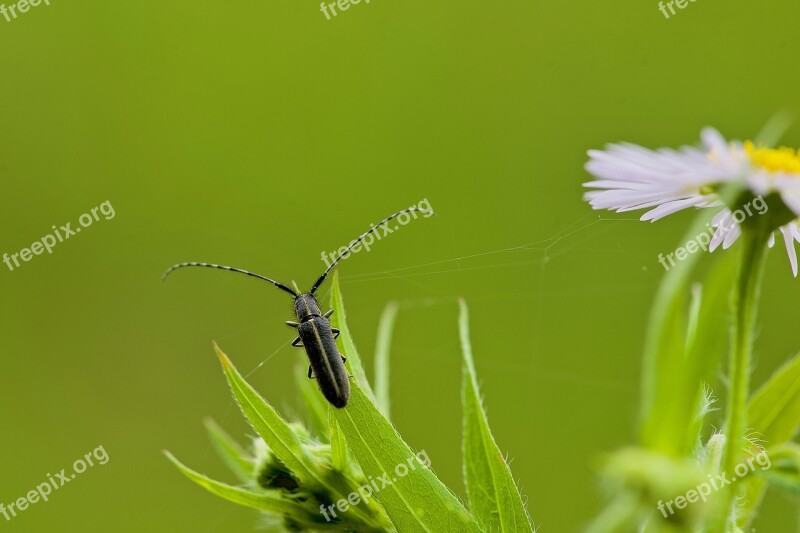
[584,128,800,276]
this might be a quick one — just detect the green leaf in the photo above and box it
[639,223,700,454]
[203,417,254,484]
[328,406,348,472]
[639,189,741,456]
[758,443,800,495]
[748,350,800,444]
[214,342,390,529]
[330,271,376,400]
[334,383,482,533]
[374,301,399,418]
[738,351,800,527]
[294,362,330,440]
[214,342,325,491]
[163,450,309,516]
[459,299,534,533]
[683,254,737,446]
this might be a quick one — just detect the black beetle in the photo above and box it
[163,206,433,407]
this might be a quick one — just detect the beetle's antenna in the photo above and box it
[310,206,434,295]
[163,262,297,297]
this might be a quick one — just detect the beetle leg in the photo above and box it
[286,321,300,328]
[331,328,340,339]
[307,366,315,379]
[323,309,334,319]
[292,336,303,348]
[341,355,347,363]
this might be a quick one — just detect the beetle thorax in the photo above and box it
[294,294,322,321]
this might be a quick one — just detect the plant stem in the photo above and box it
[713,227,770,532]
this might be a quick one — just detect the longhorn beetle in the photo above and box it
[162,206,434,408]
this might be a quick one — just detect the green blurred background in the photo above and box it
[2,0,800,530]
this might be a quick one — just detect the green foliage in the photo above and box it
[748,351,800,445]
[165,275,533,532]
[737,351,800,526]
[330,271,375,401]
[164,451,317,521]
[759,443,800,495]
[203,417,254,484]
[639,207,738,457]
[374,301,398,418]
[459,299,534,532]
[334,384,481,532]
[587,195,800,533]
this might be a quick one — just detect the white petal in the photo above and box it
[581,180,654,191]
[701,127,728,154]
[584,189,690,211]
[722,223,742,249]
[583,130,740,222]
[779,184,800,217]
[746,170,774,197]
[710,209,733,252]
[641,196,713,222]
[702,128,750,175]
[779,225,799,277]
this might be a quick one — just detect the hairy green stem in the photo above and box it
[713,227,770,532]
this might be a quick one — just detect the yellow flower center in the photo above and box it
[744,140,800,174]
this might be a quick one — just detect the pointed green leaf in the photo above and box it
[748,350,800,444]
[374,301,399,418]
[214,342,325,491]
[203,417,254,483]
[459,299,534,533]
[214,342,390,528]
[163,450,309,516]
[330,271,375,400]
[334,383,481,533]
